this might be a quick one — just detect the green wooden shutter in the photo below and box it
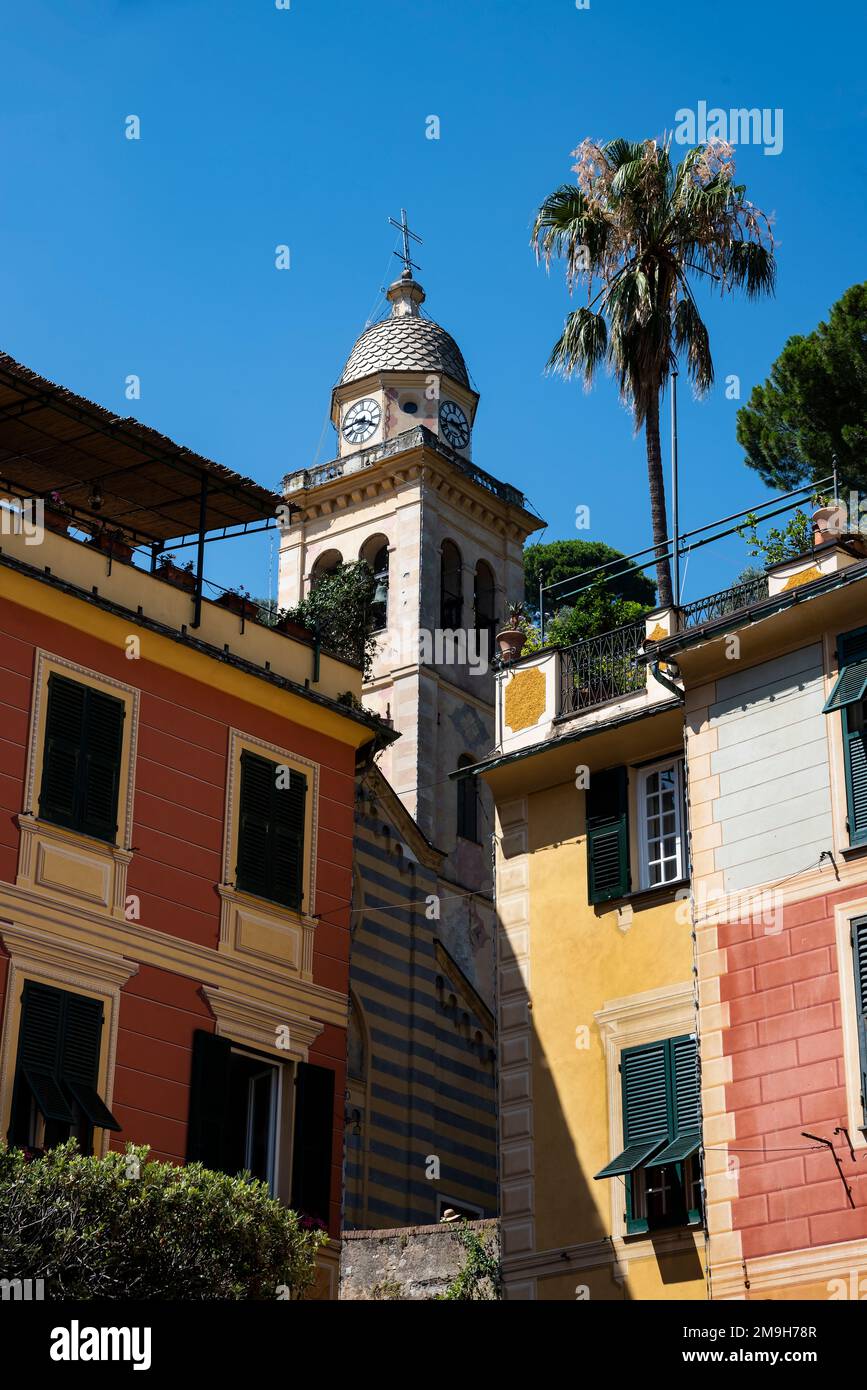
[39,675,86,828]
[623,1041,670,1145]
[852,918,867,1124]
[38,676,124,842]
[80,690,124,841]
[291,1061,335,1227]
[61,993,120,1132]
[237,752,306,910]
[236,752,273,898]
[12,983,74,1138]
[273,770,307,911]
[586,766,630,904]
[672,1035,700,1133]
[186,1029,232,1167]
[838,628,867,846]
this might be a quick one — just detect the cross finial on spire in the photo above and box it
[388,207,422,276]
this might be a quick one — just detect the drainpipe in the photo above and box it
[650,659,682,700]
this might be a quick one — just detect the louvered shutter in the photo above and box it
[586,766,630,904]
[61,993,120,1131]
[14,982,74,1130]
[291,1061,335,1227]
[594,1040,669,1179]
[80,689,124,841]
[648,1035,701,1166]
[39,675,86,828]
[237,752,273,898]
[186,1029,232,1168]
[237,752,307,910]
[838,629,867,846]
[844,716,867,845]
[852,918,867,1123]
[38,676,124,842]
[273,770,306,910]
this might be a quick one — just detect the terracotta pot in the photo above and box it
[43,508,71,536]
[89,531,134,562]
[812,504,847,546]
[216,591,259,621]
[157,561,197,593]
[274,615,314,641]
[496,627,526,663]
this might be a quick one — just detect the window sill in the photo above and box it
[16,814,133,919]
[841,840,867,860]
[217,883,316,977]
[599,877,690,911]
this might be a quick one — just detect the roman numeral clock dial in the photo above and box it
[342,398,381,445]
[439,399,469,450]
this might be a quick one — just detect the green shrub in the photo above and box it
[0,1142,327,1300]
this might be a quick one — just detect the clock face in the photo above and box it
[342,398,381,445]
[439,400,470,450]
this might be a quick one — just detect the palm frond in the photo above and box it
[547,307,608,388]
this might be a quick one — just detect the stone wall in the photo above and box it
[339,1220,499,1300]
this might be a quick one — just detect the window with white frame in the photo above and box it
[637,759,684,889]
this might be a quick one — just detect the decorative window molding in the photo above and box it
[24,650,140,851]
[0,921,138,1152]
[833,897,867,1152]
[594,982,696,1247]
[201,984,323,1062]
[636,758,685,890]
[222,729,319,908]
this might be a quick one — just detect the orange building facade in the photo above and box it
[0,359,390,1295]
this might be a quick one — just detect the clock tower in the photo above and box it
[279,240,543,1001]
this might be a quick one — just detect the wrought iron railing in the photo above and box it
[558,619,646,717]
[681,574,770,628]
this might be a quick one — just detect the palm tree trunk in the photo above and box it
[644,389,674,607]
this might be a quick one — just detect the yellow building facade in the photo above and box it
[463,612,706,1300]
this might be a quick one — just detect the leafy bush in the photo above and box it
[436,1221,501,1301]
[279,561,378,678]
[0,1143,327,1300]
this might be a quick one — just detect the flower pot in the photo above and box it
[496,627,526,663]
[42,506,72,536]
[157,561,197,593]
[274,615,314,641]
[88,531,134,562]
[216,591,259,621]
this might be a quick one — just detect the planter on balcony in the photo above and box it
[156,560,197,593]
[216,590,259,621]
[273,614,314,641]
[88,530,134,563]
[43,507,71,536]
[496,627,526,663]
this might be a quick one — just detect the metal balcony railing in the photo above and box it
[680,574,770,628]
[558,619,646,717]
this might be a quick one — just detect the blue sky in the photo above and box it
[1,0,864,604]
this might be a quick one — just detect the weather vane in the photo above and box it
[388,208,422,276]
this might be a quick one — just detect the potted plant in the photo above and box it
[156,552,197,592]
[87,525,134,562]
[43,491,73,535]
[216,586,259,621]
[495,603,527,664]
[273,610,315,641]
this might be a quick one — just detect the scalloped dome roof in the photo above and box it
[338,272,470,390]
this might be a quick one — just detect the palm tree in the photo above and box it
[533,137,775,606]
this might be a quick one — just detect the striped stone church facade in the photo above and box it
[344,767,497,1228]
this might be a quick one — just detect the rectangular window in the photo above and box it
[236,750,307,911]
[38,674,125,843]
[637,758,685,889]
[586,766,630,904]
[186,1033,334,1221]
[594,1034,702,1235]
[825,627,867,846]
[456,758,480,842]
[8,981,120,1155]
[852,916,867,1125]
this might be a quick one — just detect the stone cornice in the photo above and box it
[0,880,350,1030]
